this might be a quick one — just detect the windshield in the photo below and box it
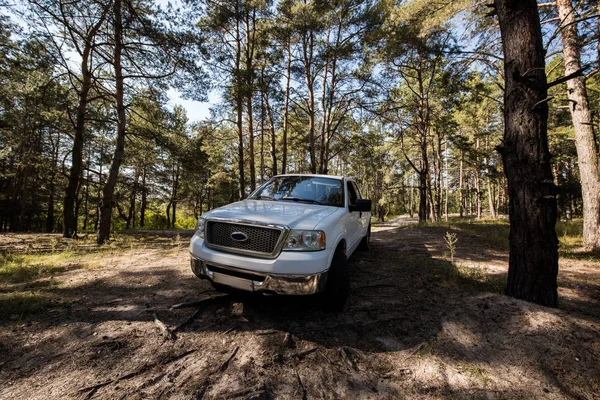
[249,176,344,207]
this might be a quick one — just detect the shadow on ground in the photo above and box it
[0,226,599,399]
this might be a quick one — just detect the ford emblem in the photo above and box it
[230,232,248,242]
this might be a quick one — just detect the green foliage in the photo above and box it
[0,0,590,238]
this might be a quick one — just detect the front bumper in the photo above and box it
[190,255,328,295]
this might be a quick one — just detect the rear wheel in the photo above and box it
[321,248,349,312]
[358,223,371,251]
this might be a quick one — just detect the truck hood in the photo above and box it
[202,200,339,230]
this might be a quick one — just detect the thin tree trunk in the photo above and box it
[263,88,277,177]
[459,150,464,218]
[319,34,330,173]
[475,138,482,219]
[97,0,126,245]
[302,31,317,174]
[281,40,291,174]
[259,83,265,182]
[485,135,496,218]
[245,10,256,192]
[444,140,449,221]
[140,166,147,228]
[172,163,179,229]
[235,1,245,199]
[496,0,559,307]
[557,0,600,250]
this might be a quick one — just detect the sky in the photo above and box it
[166,89,219,123]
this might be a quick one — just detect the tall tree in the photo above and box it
[97,0,126,244]
[495,0,559,306]
[27,0,112,238]
[555,0,600,251]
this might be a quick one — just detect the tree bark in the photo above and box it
[495,0,559,307]
[97,0,126,245]
[556,0,600,251]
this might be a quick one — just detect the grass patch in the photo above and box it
[424,219,510,251]
[0,252,74,283]
[0,291,60,319]
[457,364,489,386]
[440,261,506,294]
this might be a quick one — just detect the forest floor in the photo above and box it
[0,218,599,399]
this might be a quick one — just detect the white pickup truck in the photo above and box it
[189,174,371,310]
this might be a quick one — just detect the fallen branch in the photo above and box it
[296,347,318,360]
[296,370,308,400]
[340,347,358,371]
[79,365,149,395]
[256,329,279,336]
[173,308,202,333]
[172,295,234,333]
[153,312,176,340]
[78,349,196,398]
[400,342,426,363]
[194,379,210,399]
[218,346,239,372]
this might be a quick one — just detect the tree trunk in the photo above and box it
[172,163,179,229]
[46,176,55,233]
[303,31,317,174]
[263,88,277,177]
[63,4,110,238]
[495,0,559,307]
[235,1,245,199]
[259,83,265,182]
[459,150,464,218]
[140,167,147,228]
[485,136,496,218]
[444,140,449,221]
[557,0,600,251]
[281,40,291,175]
[63,52,92,238]
[97,0,126,245]
[418,171,427,223]
[129,169,138,229]
[245,11,256,192]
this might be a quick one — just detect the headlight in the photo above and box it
[195,217,206,238]
[283,230,325,251]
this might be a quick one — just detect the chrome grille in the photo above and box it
[206,221,282,256]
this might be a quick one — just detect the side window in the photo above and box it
[347,182,358,206]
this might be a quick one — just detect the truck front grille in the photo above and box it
[205,221,283,257]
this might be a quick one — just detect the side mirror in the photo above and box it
[349,199,371,213]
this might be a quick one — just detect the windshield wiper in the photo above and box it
[280,197,323,205]
[252,195,278,201]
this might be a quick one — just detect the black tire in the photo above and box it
[358,223,371,251]
[321,248,349,312]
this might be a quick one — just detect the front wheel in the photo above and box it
[321,249,349,312]
[358,223,371,251]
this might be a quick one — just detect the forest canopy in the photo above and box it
[0,0,599,252]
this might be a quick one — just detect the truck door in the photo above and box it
[346,180,362,250]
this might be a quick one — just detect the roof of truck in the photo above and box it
[272,173,348,180]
